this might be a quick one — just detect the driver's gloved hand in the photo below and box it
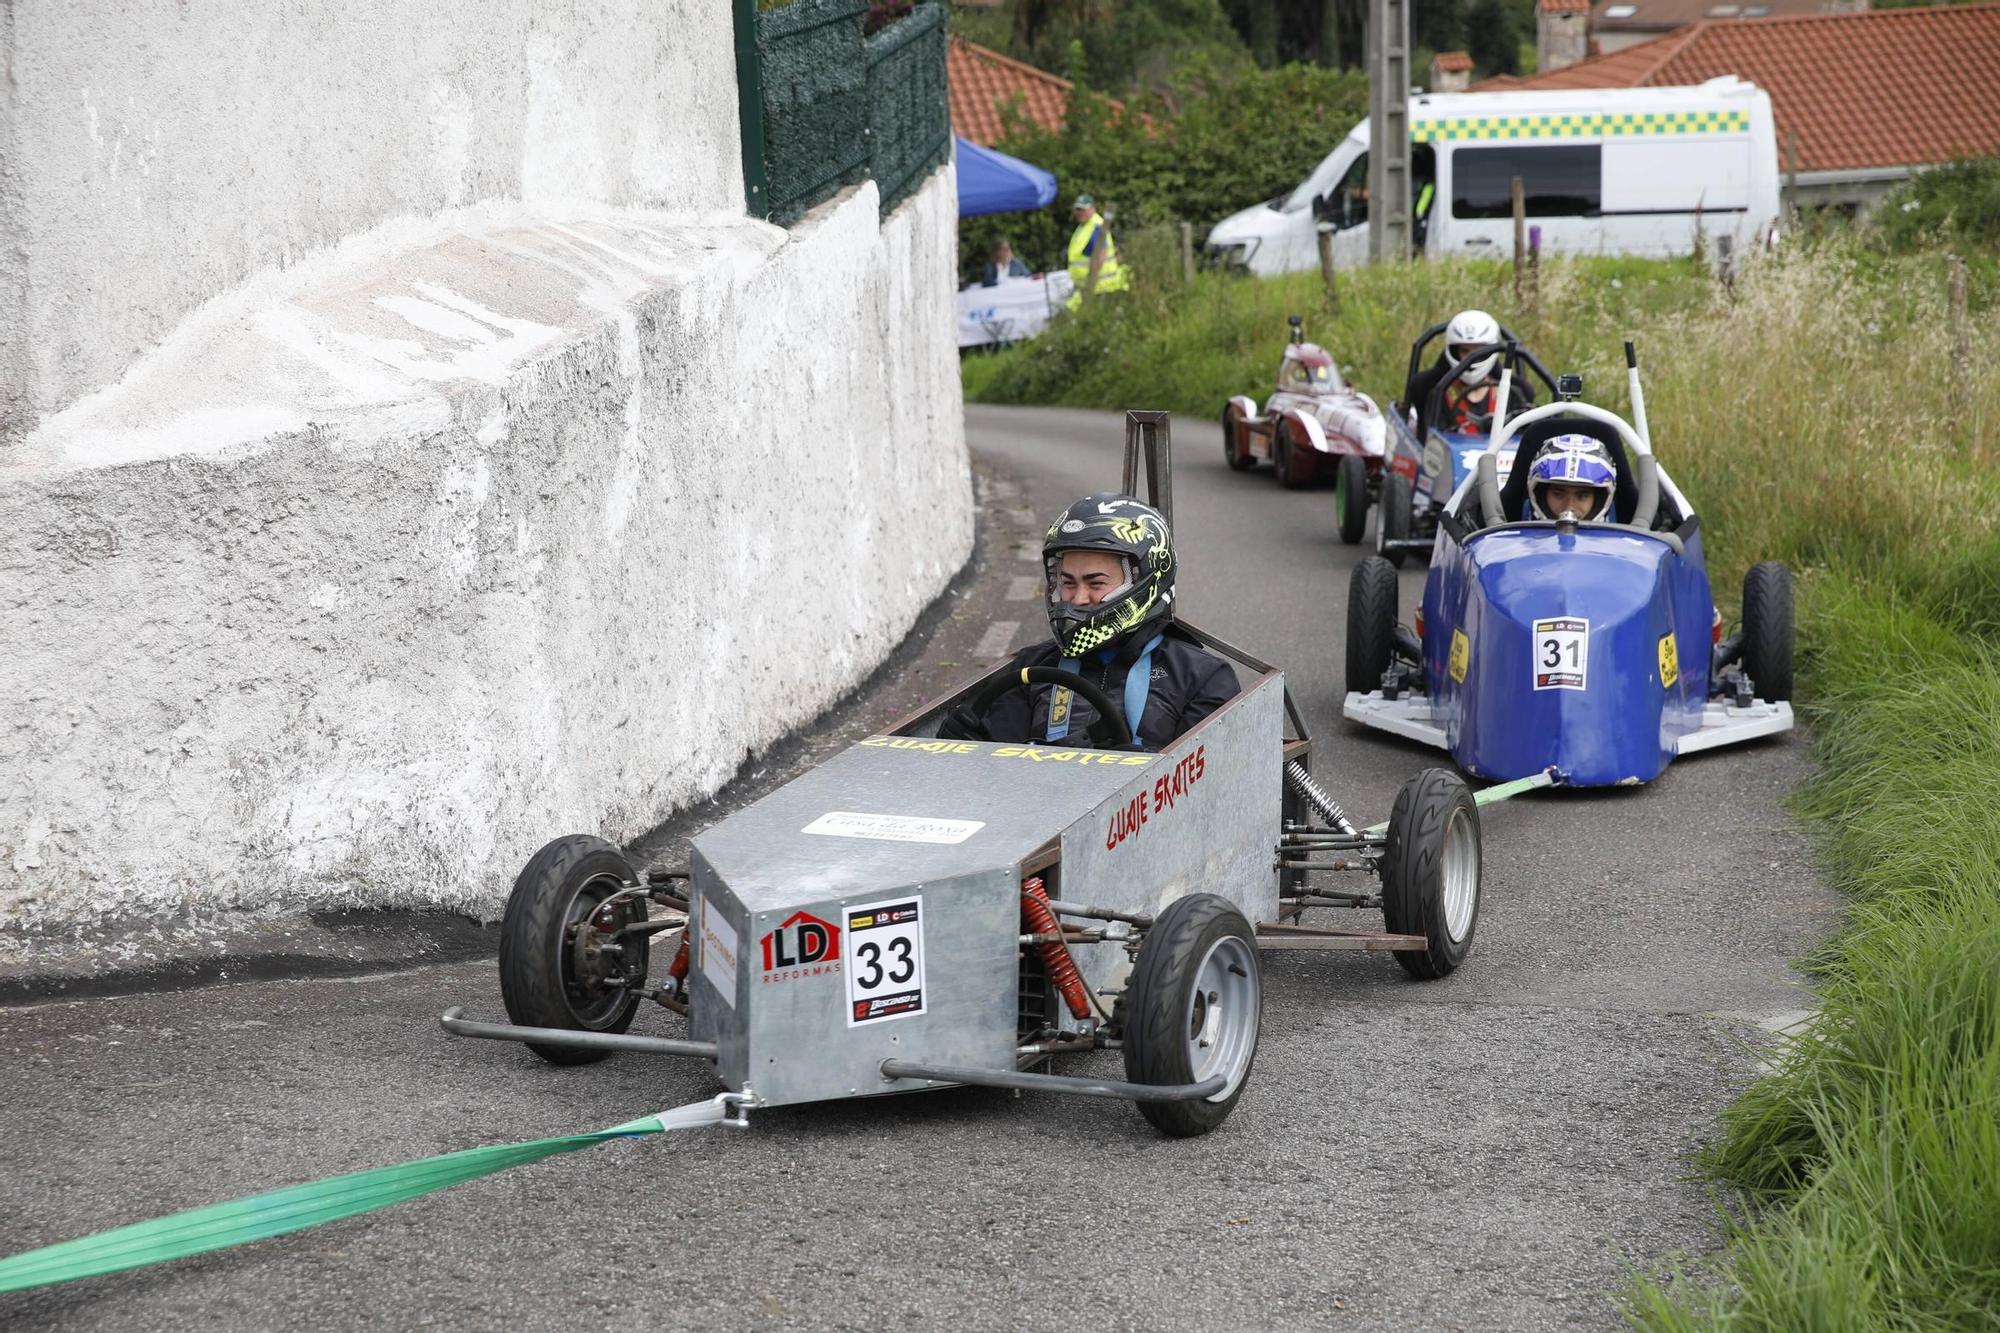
[941,704,991,741]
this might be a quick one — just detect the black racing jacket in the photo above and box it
[938,629,1240,752]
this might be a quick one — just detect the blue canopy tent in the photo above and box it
[955,137,1057,218]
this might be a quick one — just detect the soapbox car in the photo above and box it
[1376,322,1557,568]
[444,414,1487,1138]
[1221,316,1388,535]
[1344,345,1795,787]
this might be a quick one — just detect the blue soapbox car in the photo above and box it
[1376,322,1560,569]
[1343,344,1795,787]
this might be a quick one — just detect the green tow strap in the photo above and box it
[1361,768,1557,836]
[0,1094,743,1295]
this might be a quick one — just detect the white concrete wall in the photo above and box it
[2,0,743,447]
[0,171,972,930]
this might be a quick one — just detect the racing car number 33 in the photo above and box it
[846,897,927,1026]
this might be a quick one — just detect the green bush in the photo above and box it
[1871,157,2000,256]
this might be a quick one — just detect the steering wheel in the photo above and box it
[967,666,1136,750]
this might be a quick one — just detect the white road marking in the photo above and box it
[974,621,1019,660]
[1004,576,1039,602]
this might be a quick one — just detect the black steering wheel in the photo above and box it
[967,666,1136,750]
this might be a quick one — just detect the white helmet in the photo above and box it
[1445,309,1502,386]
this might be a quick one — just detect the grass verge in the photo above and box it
[965,244,2000,1326]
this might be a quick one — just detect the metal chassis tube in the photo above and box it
[881,1058,1227,1103]
[440,1008,719,1061]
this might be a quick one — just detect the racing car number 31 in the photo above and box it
[1532,617,1590,691]
[845,897,927,1026]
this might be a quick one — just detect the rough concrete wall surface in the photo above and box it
[1,0,742,447]
[0,170,971,931]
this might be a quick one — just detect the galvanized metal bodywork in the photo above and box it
[686,671,1285,1108]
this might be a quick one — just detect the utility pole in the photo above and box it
[1367,0,1412,264]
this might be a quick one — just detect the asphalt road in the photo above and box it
[0,405,1840,1332]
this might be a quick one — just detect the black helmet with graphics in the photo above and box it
[1041,493,1176,656]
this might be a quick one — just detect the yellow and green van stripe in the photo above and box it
[1413,110,1751,142]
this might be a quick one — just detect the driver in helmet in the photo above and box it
[1524,434,1619,522]
[939,494,1239,751]
[1408,309,1530,437]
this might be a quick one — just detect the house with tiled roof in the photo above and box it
[1480,2,2000,206]
[1594,0,1865,54]
[949,37,1118,146]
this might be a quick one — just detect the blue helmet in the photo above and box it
[1526,435,1617,521]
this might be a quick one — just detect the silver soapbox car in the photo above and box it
[443,414,1487,1137]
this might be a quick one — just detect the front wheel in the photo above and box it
[1740,562,1794,703]
[1274,424,1312,489]
[499,835,649,1064]
[1379,769,1481,979]
[1378,471,1413,568]
[1122,894,1261,1138]
[1335,454,1370,544]
[1345,556,1399,695]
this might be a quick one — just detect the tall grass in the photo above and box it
[967,243,2000,1326]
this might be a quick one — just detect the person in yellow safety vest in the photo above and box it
[1065,193,1129,310]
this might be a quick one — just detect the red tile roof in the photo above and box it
[1541,0,1591,13]
[1474,2,2000,172]
[1433,50,1476,72]
[1595,0,1827,33]
[948,39,1077,146]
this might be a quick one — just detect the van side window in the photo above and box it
[1451,145,1602,219]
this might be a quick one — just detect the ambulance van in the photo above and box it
[1205,77,1779,274]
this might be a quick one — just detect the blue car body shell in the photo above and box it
[1420,523,1717,785]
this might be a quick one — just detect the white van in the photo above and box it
[1205,77,1779,275]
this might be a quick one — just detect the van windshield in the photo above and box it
[1281,139,1363,214]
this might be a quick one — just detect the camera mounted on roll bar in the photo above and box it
[1556,373,1584,401]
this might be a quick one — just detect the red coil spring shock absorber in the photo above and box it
[668,933,691,983]
[1022,877,1093,1020]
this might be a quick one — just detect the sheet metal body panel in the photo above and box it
[685,674,1286,1105]
[1420,524,1714,785]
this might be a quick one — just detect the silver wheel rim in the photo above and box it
[1441,805,1479,943]
[1186,935,1259,1102]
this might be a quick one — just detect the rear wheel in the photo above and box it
[1123,894,1261,1138]
[1741,562,1794,703]
[1379,769,1481,979]
[1274,423,1312,489]
[1379,471,1413,568]
[1345,556,1399,695]
[1335,455,1370,544]
[499,835,648,1064]
[1222,403,1256,471]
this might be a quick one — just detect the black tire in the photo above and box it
[1345,556,1399,696]
[1378,471,1413,568]
[1740,562,1794,703]
[1122,893,1261,1138]
[1274,422,1311,489]
[499,834,648,1065]
[1222,403,1255,471]
[1335,454,1370,544]
[1380,769,1481,980]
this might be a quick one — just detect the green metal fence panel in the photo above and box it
[757,0,870,226]
[865,3,951,217]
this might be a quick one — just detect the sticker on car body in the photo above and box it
[845,897,926,1026]
[1532,617,1589,690]
[802,812,984,845]
[1658,632,1680,688]
[1448,629,1470,683]
[696,896,739,1007]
